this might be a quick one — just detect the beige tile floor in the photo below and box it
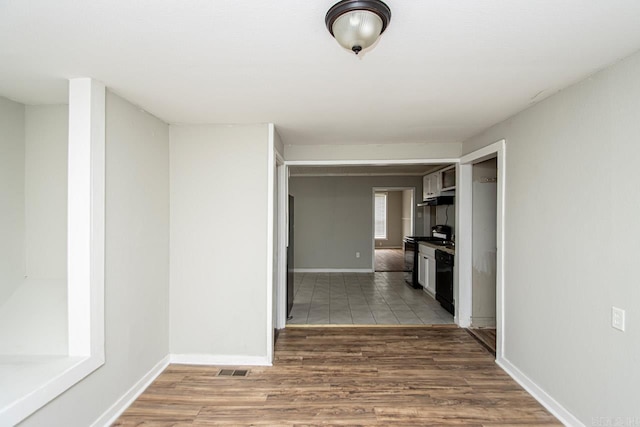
[287,272,455,325]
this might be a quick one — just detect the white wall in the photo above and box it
[0,96,25,306]
[471,158,497,327]
[289,176,423,270]
[462,51,640,423]
[24,105,68,280]
[20,91,170,426]
[0,104,69,355]
[169,124,270,360]
[285,142,461,161]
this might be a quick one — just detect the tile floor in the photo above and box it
[287,272,455,325]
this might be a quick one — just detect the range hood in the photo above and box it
[417,196,454,207]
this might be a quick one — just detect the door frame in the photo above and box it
[371,187,415,271]
[457,139,506,359]
[273,158,458,341]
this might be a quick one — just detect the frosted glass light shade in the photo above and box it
[325,0,391,55]
[331,10,383,54]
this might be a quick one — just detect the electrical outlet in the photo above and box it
[612,307,626,332]
[356,252,360,258]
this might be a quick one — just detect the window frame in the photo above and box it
[374,192,388,240]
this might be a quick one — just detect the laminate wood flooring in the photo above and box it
[374,248,406,272]
[114,326,560,426]
[467,328,497,356]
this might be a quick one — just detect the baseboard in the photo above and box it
[92,355,170,427]
[293,268,374,273]
[470,317,496,328]
[496,356,583,427]
[170,354,272,366]
[375,246,402,249]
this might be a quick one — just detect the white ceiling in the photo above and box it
[2,1,640,146]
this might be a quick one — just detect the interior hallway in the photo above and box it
[287,272,453,325]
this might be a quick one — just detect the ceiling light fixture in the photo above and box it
[325,0,391,55]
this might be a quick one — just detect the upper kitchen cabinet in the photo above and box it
[440,165,456,191]
[422,173,440,200]
[422,165,456,200]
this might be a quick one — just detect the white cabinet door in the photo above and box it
[418,254,427,286]
[423,173,441,199]
[427,256,436,295]
[422,175,430,200]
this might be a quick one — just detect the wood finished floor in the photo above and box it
[114,326,560,426]
[374,248,406,272]
[467,328,497,356]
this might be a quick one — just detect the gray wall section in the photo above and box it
[0,96,25,306]
[21,91,170,426]
[169,124,269,357]
[289,176,422,270]
[376,190,403,248]
[462,51,640,422]
[24,105,68,281]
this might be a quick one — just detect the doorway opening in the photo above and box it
[457,139,506,360]
[277,162,458,329]
[467,157,498,354]
[373,187,414,272]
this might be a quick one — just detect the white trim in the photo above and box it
[497,356,583,427]
[1,356,99,426]
[290,172,430,177]
[276,164,288,329]
[170,354,272,366]
[91,356,170,427]
[68,78,106,358]
[266,124,275,364]
[456,163,472,328]
[285,159,460,166]
[293,268,374,273]
[457,139,506,360]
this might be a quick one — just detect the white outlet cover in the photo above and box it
[612,307,626,332]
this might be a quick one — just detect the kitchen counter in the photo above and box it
[419,242,455,256]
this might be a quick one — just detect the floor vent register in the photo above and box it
[217,369,249,377]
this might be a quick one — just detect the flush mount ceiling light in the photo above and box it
[325,0,392,55]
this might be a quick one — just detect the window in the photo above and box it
[374,193,387,239]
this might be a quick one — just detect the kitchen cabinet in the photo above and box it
[440,165,456,191]
[418,243,437,297]
[422,165,455,200]
[422,173,440,200]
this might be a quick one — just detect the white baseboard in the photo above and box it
[293,268,374,273]
[470,317,496,328]
[375,246,402,249]
[170,354,272,366]
[92,355,170,427]
[496,356,583,427]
